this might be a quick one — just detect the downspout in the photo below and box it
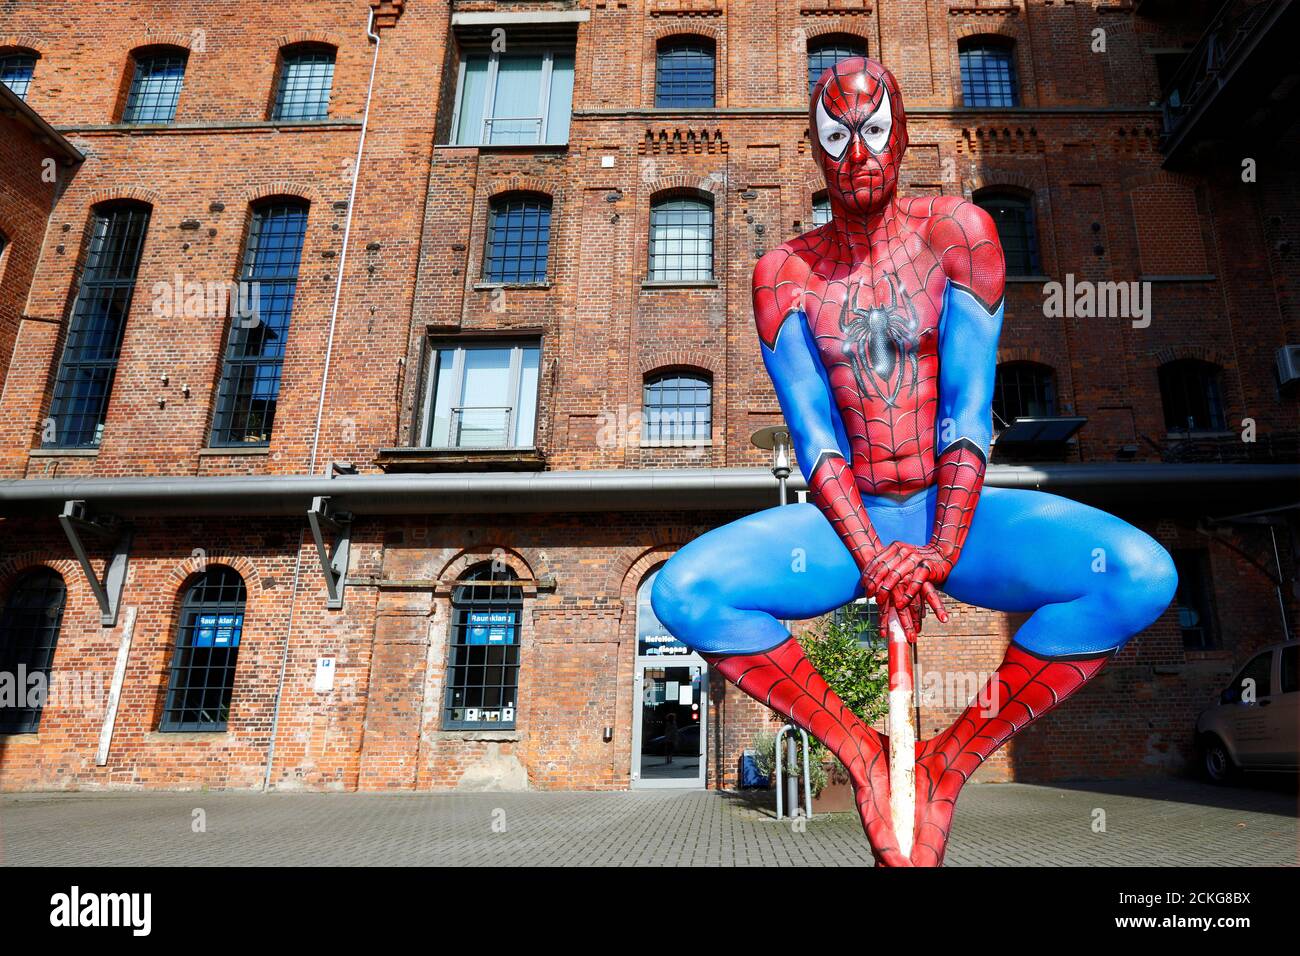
[263,8,382,791]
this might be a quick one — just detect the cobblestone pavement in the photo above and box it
[1,778,1294,866]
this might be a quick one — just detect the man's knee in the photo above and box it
[1098,528,1178,639]
[651,554,719,641]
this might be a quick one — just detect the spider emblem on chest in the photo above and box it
[838,273,924,408]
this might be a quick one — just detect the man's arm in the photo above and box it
[759,305,885,577]
[865,201,1005,609]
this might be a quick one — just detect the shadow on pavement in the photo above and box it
[1032,774,1299,818]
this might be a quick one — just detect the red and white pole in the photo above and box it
[886,607,915,859]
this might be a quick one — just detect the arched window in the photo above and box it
[643,371,712,443]
[160,566,246,732]
[211,200,309,446]
[974,189,1040,276]
[0,49,37,100]
[959,37,1019,107]
[1159,359,1226,432]
[807,35,867,97]
[649,195,713,282]
[656,37,715,108]
[445,563,522,730]
[812,193,833,228]
[272,44,336,121]
[0,569,66,734]
[122,46,187,124]
[993,361,1057,427]
[484,194,552,284]
[46,201,152,449]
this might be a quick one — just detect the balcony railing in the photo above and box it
[450,405,515,449]
[1161,430,1300,464]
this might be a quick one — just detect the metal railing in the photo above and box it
[450,405,514,448]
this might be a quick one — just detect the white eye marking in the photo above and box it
[861,86,892,154]
[816,94,851,160]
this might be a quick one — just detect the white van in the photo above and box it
[1195,641,1299,782]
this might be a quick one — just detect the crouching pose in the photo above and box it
[651,57,1177,866]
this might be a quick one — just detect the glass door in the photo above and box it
[632,661,707,789]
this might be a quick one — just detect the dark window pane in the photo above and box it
[656,40,715,108]
[46,204,151,448]
[160,567,246,732]
[976,191,1039,276]
[211,202,308,446]
[960,42,1019,107]
[484,197,551,283]
[1159,359,1226,433]
[123,51,186,123]
[1172,549,1219,651]
[649,198,713,281]
[273,47,335,121]
[0,569,66,734]
[812,196,832,228]
[445,563,522,729]
[808,38,867,97]
[643,372,712,443]
[0,52,36,100]
[993,362,1057,426]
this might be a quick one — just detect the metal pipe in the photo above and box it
[2,463,1297,519]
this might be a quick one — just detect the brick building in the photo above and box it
[0,0,1295,793]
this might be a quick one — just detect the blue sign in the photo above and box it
[194,612,243,648]
[466,610,516,645]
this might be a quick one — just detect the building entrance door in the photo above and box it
[631,660,708,788]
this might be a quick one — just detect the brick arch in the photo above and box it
[607,533,708,597]
[483,177,562,204]
[965,171,1040,196]
[127,32,197,52]
[238,181,322,205]
[0,36,43,55]
[0,554,79,597]
[640,351,719,379]
[86,186,162,208]
[1121,169,1200,193]
[646,176,723,200]
[275,31,342,51]
[164,553,265,596]
[996,347,1053,366]
[954,24,1022,43]
[802,22,871,44]
[651,24,721,44]
[1150,345,1231,369]
[434,547,539,585]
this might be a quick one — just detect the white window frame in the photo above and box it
[420,341,541,449]
[450,48,565,146]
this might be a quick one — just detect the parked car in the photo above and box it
[1195,641,1298,783]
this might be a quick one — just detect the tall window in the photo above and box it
[649,196,713,282]
[445,563,522,730]
[1172,549,1218,651]
[211,201,309,446]
[832,598,883,649]
[160,567,246,732]
[483,195,552,284]
[122,48,187,123]
[452,48,575,146]
[993,362,1057,426]
[812,194,833,228]
[0,51,37,100]
[643,371,712,443]
[420,341,540,449]
[0,569,66,734]
[975,190,1040,276]
[272,45,335,121]
[1159,359,1225,433]
[46,203,151,449]
[959,38,1019,107]
[656,38,715,108]
[807,36,867,97]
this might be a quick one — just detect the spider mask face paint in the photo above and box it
[810,57,909,216]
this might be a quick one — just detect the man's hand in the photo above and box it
[862,542,951,641]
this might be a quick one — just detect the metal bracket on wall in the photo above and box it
[59,499,132,627]
[308,495,352,610]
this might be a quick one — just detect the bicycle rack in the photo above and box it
[774,722,814,821]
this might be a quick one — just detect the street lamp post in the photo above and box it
[750,425,793,506]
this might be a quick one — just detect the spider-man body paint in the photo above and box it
[652,58,1178,865]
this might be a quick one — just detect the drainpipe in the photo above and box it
[262,8,382,792]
